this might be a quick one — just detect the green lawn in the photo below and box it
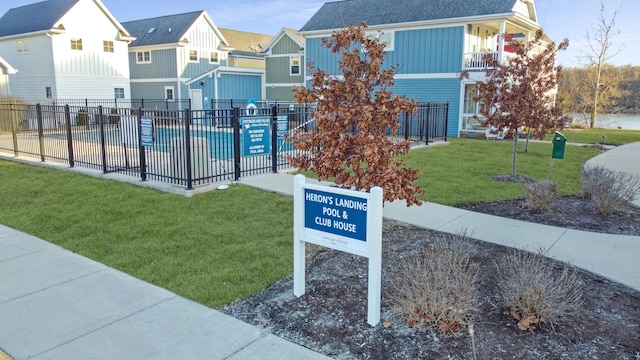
[404,139,601,205]
[0,135,618,307]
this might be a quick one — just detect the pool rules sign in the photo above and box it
[293,174,383,326]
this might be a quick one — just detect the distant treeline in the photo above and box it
[558,65,640,114]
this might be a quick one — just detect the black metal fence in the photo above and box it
[0,101,447,190]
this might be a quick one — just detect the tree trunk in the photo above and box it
[524,128,531,153]
[512,132,518,177]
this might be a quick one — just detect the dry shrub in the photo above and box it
[581,165,640,214]
[495,249,583,332]
[388,232,479,336]
[525,179,557,212]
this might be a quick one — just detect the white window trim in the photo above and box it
[363,30,395,52]
[189,49,199,63]
[209,51,219,64]
[290,56,301,76]
[71,38,83,51]
[17,39,30,53]
[114,87,125,99]
[164,86,175,101]
[136,51,151,64]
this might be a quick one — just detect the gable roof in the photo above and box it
[262,27,304,54]
[0,0,133,40]
[0,56,17,74]
[123,11,226,48]
[299,0,519,33]
[218,28,273,57]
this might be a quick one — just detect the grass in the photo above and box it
[0,160,294,308]
[542,128,640,145]
[404,139,600,205]
[0,135,613,307]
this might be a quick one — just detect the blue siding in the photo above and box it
[392,78,461,138]
[218,74,262,101]
[305,26,464,76]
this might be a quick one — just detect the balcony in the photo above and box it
[463,51,516,71]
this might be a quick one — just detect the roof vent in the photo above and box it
[168,27,172,33]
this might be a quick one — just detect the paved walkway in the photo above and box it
[1,142,639,359]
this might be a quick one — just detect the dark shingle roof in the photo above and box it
[122,11,204,47]
[0,0,79,37]
[299,0,517,32]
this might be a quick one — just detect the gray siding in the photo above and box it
[266,86,297,101]
[129,48,177,79]
[266,57,305,84]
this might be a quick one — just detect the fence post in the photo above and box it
[271,105,278,173]
[65,105,75,167]
[444,103,449,142]
[403,111,409,140]
[184,109,193,190]
[232,107,241,181]
[10,102,18,156]
[137,108,147,182]
[36,103,45,162]
[425,103,431,146]
[98,106,108,173]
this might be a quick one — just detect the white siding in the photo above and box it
[0,34,56,99]
[51,0,131,98]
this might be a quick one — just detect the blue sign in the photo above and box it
[304,188,368,242]
[241,117,271,156]
[140,117,154,147]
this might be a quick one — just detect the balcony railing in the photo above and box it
[464,52,499,70]
[464,52,518,70]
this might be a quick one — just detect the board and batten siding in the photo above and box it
[266,56,305,84]
[392,78,461,138]
[129,48,178,79]
[271,35,302,55]
[50,0,130,98]
[305,26,464,76]
[218,73,262,100]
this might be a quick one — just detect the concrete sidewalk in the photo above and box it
[240,172,640,293]
[0,226,330,360]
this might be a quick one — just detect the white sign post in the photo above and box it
[293,174,383,326]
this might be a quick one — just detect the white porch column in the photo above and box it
[498,21,506,65]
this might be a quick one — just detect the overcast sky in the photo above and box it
[1,0,637,67]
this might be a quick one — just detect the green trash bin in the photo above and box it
[552,132,567,159]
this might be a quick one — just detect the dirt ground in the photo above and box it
[221,195,640,359]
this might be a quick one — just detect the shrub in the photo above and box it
[581,165,640,214]
[525,179,557,212]
[495,249,583,332]
[474,132,486,140]
[75,108,89,126]
[388,232,479,336]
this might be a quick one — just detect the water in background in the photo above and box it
[568,113,640,130]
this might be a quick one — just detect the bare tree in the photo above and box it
[289,24,424,206]
[461,30,568,176]
[584,0,625,128]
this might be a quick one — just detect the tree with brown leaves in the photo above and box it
[461,30,568,176]
[288,24,424,206]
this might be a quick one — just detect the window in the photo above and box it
[462,83,486,130]
[136,51,151,64]
[103,41,114,53]
[209,51,219,64]
[189,50,198,62]
[290,56,301,76]
[165,86,174,101]
[16,40,30,53]
[114,88,125,99]
[46,87,52,99]
[364,30,395,52]
[70,38,83,50]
